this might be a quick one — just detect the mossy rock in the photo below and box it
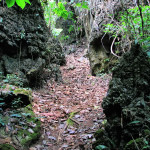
[0,86,32,110]
[13,88,32,102]
[0,144,16,150]
[17,105,41,148]
[0,105,41,150]
[94,45,150,149]
[94,129,105,139]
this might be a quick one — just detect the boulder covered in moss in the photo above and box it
[93,45,150,149]
[0,144,16,150]
[0,0,65,88]
[0,86,32,109]
[0,86,41,150]
[0,105,41,150]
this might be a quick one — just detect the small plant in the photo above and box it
[68,25,74,33]
[11,97,23,108]
[66,111,77,126]
[60,35,69,41]
[96,69,105,77]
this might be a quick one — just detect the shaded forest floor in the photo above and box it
[31,42,111,150]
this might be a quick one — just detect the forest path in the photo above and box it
[31,42,110,150]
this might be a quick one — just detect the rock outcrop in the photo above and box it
[93,45,150,149]
[82,0,134,75]
[0,0,65,87]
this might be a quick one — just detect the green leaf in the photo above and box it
[76,3,81,7]
[146,51,150,57]
[6,0,16,8]
[128,120,140,125]
[10,114,22,118]
[24,0,31,5]
[0,102,5,106]
[16,0,26,9]
[81,2,89,9]
[21,113,31,117]
[96,145,108,150]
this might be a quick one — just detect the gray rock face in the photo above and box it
[83,0,133,75]
[93,45,150,149]
[88,35,113,75]
[0,0,65,87]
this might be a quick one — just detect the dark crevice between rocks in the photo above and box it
[90,35,113,55]
[89,34,117,76]
[0,93,30,111]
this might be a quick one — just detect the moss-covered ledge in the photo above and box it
[0,105,41,150]
[0,85,41,150]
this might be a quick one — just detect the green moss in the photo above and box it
[0,103,41,149]
[94,129,105,139]
[0,144,16,150]
[13,88,32,101]
[17,104,41,148]
[21,132,40,146]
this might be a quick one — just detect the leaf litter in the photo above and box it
[31,42,111,150]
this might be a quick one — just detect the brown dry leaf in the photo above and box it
[0,137,11,144]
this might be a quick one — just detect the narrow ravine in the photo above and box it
[31,42,111,150]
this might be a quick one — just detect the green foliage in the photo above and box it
[75,1,89,10]
[66,111,77,126]
[60,35,69,41]
[2,73,23,87]
[5,0,31,9]
[41,0,88,39]
[11,97,23,108]
[123,120,150,150]
[0,114,5,126]
[104,5,150,52]
[0,144,16,150]
[53,2,73,20]
[125,137,150,150]
[68,25,74,33]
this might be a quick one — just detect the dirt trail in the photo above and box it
[31,43,111,150]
